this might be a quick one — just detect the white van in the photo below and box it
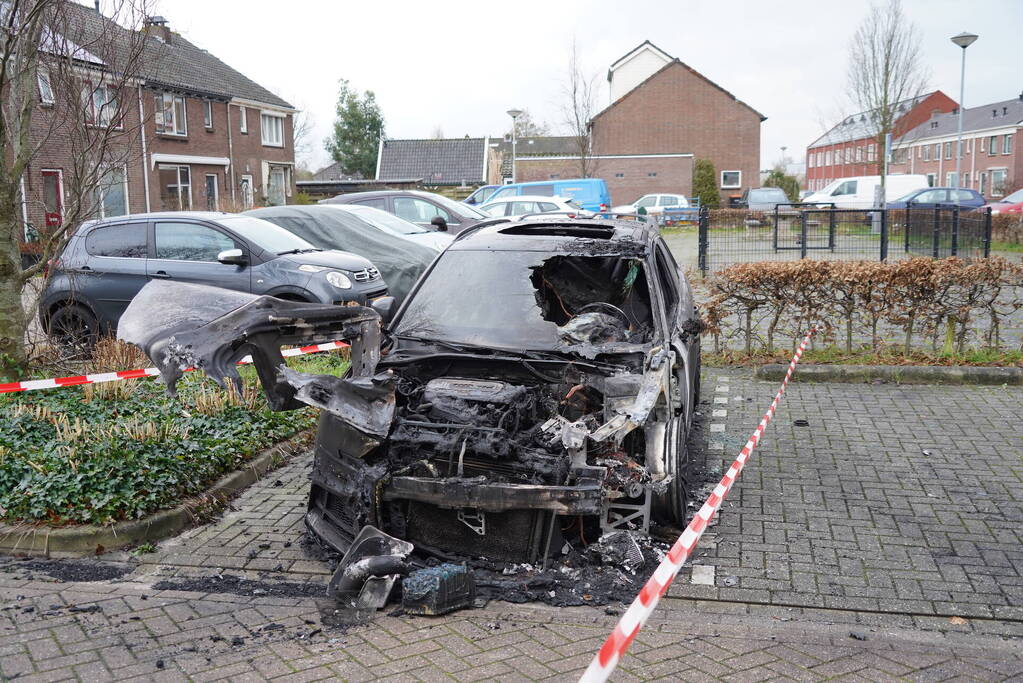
[803,175,929,209]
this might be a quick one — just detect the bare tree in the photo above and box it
[507,109,550,138]
[291,109,315,171]
[0,0,150,379]
[845,0,928,193]
[560,40,599,178]
[430,124,444,140]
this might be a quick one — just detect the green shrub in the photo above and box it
[693,159,720,209]
[763,168,800,202]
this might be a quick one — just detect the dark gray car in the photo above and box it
[737,187,792,212]
[320,190,489,234]
[40,211,387,345]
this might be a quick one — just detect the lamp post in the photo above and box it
[506,108,523,182]
[951,31,978,190]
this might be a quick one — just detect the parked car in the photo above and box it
[246,205,438,304]
[327,204,453,251]
[802,175,929,209]
[463,184,501,206]
[886,187,986,210]
[979,187,1023,214]
[612,193,689,215]
[736,187,792,212]
[120,217,702,564]
[479,195,592,219]
[40,212,386,348]
[485,178,612,213]
[320,190,489,234]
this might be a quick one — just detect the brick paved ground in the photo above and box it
[1,369,1022,681]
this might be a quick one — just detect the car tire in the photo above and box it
[47,303,99,354]
[652,414,689,527]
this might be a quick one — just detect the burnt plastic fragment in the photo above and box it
[327,526,413,613]
[402,564,476,616]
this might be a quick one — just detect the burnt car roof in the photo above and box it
[449,218,656,253]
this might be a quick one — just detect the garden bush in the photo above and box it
[703,257,1023,357]
[991,213,1023,246]
[0,341,346,526]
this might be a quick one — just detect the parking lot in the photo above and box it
[2,368,1021,681]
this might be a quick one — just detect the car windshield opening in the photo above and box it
[217,216,317,254]
[394,250,653,351]
[424,193,488,219]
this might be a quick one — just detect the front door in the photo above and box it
[205,174,219,211]
[240,175,254,209]
[42,170,62,227]
[148,220,251,293]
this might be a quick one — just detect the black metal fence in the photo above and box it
[697,205,993,274]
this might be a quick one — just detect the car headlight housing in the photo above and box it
[325,271,353,289]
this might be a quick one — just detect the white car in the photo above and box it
[612,194,689,215]
[479,195,592,220]
[325,204,453,251]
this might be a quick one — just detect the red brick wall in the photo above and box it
[590,62,761,203]
[227,103,295,206]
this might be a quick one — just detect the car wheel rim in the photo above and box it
[51,310,96,357]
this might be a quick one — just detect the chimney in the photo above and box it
[143,16,171,44]
[94,0,100,12]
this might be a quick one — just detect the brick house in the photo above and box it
[586,41,765,205]
[18,6,295,250]
[804,91,957,192]
[887,95,1022,198]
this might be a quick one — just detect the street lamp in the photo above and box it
[507,108,523,182]
[951,31,978,190]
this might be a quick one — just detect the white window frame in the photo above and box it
[204,173,219,211]
[203,100,213,129]
[155,92,187,136]
[990,168,1008,196]
[93,165,129,219]
[82,81,121,128]
[1004,134,1013,155]
[37,70,54,106]
[946,172,957,186]
[158,164,192,210]
[260,111,285,147]
[240,173,254,208]
[720,170,741,189]
[239,106,248,133]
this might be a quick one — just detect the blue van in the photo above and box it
[463,185,501,206]
[485,178,611,213]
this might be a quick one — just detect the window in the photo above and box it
[527,184,555,196]
[204,174,219,211]
[538,202,559,212]
[155,222,236,261]
[720,170,741,188]
[158,165,191,210]
[614,172,624,178]
[394,197,451,223]
[952,189,976,202]
[654,245,679,322]
[659,195,680,207]
[41,170,62,227]
[267,166,287,205]
[944,142,952,159]
[926,173,935,187]
[980,138,985,153]
[915,189,948,204]
[510,201,539,215]
[831,180,857,196]
[807,154,814,168]
[989,136,997,156]
[868,145,876,162]
[825,151,832,165]
[82,82,119,127]
[635,196,657,208]
[991,169,1007,196]
[923,145,931,161]
[203,100,213,129]
[933,143,940,160]
[355,198,388,210]
[855,147,863,162]
[647,172,657,177]
[946,172,957,186]
[91,167,127,218]
[261,112,284,147]
[37,70,54,106]
[85,223,146,258]
[963,172,970,187]
[240,174,254,209]
[1004,134,1013,155]
[154,93,186,136]
[239,106,248,133]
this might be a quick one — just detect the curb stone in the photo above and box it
[0,430,313,558]
[754,363,1023,385]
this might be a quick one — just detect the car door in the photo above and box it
[635,195,658,213]
[652,241,696,423]
[148,220,251,293]
[393,196,458,230]
[78,221,150,326]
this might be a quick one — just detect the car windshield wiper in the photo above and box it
[276,248,322,255]
[393,333,481,353]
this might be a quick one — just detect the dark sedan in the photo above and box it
[320,190,489,234]
[887,187,986,210]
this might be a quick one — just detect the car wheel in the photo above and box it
[47,304,99,355]
[652,414,689,526]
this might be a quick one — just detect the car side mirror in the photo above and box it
[370,296,396,324]
[430,216,448,232]
[217,248,247,266]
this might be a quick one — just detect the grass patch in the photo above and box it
[991,240,1023,253]
[0,341,348,526]
[704,345,1023,368]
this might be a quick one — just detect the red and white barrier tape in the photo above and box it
[579,327,817,683]
[0,341,350,395]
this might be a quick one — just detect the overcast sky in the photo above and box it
[149,0,1021,172]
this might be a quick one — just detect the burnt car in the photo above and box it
[119,218,701,565]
